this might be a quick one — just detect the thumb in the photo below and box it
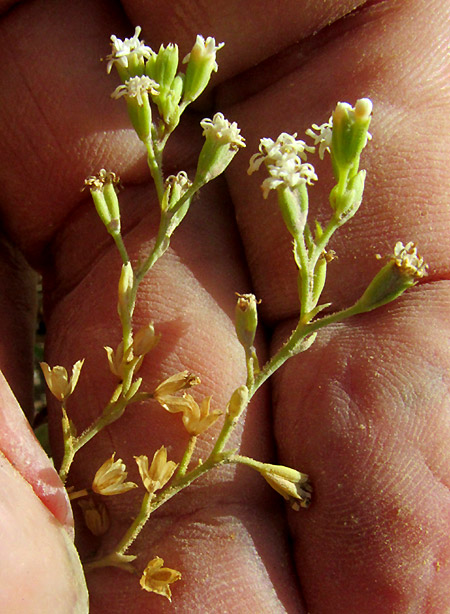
[0,372,89,613]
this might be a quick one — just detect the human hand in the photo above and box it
[0,1,449,612]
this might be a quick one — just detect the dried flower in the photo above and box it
[106,26,153,74]
[392,241,428,278]
[84,169,121,191]
[40,359,84,401]
[180,394,221,436]
[135,446,178,494]
[92,454,138,496]
[140,556,181,601]
[104,341,126,379]
[153,371,201,410]
[78,497,110,536]
[259,463,312,510]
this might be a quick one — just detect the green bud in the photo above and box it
[330,169,366,221]
[182,35,224,104]
[311,255,327,307]
[125,95,152,142]
[154,43,179,91]
[331,98,372,179]
[117,262,134,321]
[277,185,307,239]
[235,293,258,350]
[159,74,184,127]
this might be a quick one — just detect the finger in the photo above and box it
[0,374,88,612]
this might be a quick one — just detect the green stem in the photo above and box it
[111,232,129,265]
[176,435,197,478]
[116,492,153,555]
[145,137,165,204]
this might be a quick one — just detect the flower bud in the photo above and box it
[226,385,249,420]
[153,43,179,92]
[235,293,258,350]
[277,184,307,239]
[182,35,224,103]
[117,262,134,321]
[331,98,372,178]
[330,169,366,220]
[133,322,160,356]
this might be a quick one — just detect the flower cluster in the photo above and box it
[248,133,316,198]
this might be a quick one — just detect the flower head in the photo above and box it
[40,359,84,401]
[106,26,153,74]
[140,556,181,601]
[200,113,246,149]
[111,75,160,106]
[92,454,138,496]
[248,133,317,198]
[135,446,178,494]
[392,241,428,278]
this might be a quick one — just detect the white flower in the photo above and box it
[393,241,428,278]
[182,35,224,72]
[261,161,317,198]
[248,133,314,175]
[111,76,159,106]
[248,132,317,198]
[106,26,153,74]
[200,113,246,148]
[305,119,333,159]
